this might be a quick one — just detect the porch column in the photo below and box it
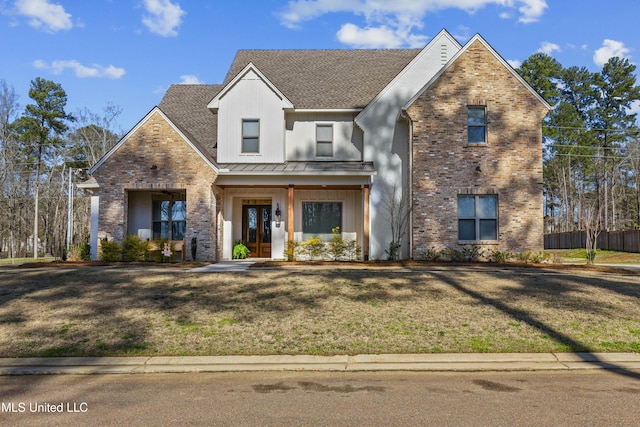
[90,195,99,261]
[363,185,370,261]
[288,184,295,243]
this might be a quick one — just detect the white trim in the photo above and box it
[292,108,363,113]
[355,29,462,127]
[402,34,552,111]
[208,62,294,110]
[88,107,219,174]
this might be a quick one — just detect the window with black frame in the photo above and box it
[457,195,497,241]
[302,202,342,240]
[152,196,186,240]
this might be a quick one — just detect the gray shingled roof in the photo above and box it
[224,49,421,109]
[158,49,422,166]
[159,84,222,162]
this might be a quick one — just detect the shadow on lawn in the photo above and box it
[427,268,640,381]
[0,264,639,380]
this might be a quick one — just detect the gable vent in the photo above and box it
[441,44,448,65]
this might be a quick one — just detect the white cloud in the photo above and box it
[517,0,548,23]
[507,59,522,69]
[14,0,72,32]
[142,0,185,37]
[179,75,203,84]
[537,41,560,55]
[34,60,126,79]
[593,39,631,67]
[280,0,547,48]
[337,23,428,49]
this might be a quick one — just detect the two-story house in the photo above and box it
[84,29,550,261]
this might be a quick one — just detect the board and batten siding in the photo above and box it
[285,112,363,161]
[216,69,288,163]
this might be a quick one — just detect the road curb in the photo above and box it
[1,353,640,375]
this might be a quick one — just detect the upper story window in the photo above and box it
[242,119,260,153]
[316,124,333,157]
[458,195,498,241]
[467,107,486,144]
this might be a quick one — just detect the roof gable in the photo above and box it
[356,29,462,125]
[208,62,293,110]
[403,34,552,111]
[88,107,218,174]
[222,49,422,109]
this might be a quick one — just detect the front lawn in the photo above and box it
[1,264,639,357]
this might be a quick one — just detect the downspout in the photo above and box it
[400,110,414,259]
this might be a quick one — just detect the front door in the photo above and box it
[243,205,272,258]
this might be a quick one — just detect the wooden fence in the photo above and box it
[544,230,640,253]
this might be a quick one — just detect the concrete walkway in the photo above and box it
[188,260,255,272]
[1,353,639,375]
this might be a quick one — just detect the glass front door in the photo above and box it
[243,205,272,258]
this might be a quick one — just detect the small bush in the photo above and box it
[99,238,122,262]
[516,251,550,264]
[233,241,250,259]
[284,240,299,261]
[327,227,346,260]
[445,245,484,262]
[79,241,91,261]
[421,247,444,261]
[344,239,362,261]
[122,234,149,261]
[385,241,402,261]
[301,236,325,260]
[488,249,513,263]
[151,240,176,262]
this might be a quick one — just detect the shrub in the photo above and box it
[284,240,299,261]
[445,245,484,262]
[99,238,122,262]
[385,240,402,261]
[122,234,149,261]
[516,251,550,264]
[301,236,325,260]
[488,249,513,263]
[344,239,362,261]
[327,227,346,260]
[79,241,91,261]
[151,240,176,262]
[421,247,444,261]
[233,241,250,259]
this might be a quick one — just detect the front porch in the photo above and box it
[219,184,371,261]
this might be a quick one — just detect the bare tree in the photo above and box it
[381,182,411,260]
[584,201,604,264]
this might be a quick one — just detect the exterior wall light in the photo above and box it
[275,203,282,228]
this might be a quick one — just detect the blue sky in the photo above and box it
[1,0,638,132]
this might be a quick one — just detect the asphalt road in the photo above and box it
[2,370,640,426]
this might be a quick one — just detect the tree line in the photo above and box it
[517,53,640,233]
[0,77,121,259]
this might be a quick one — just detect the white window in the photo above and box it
[316,124,333,157]
[242,119,260,153]
[467,107,486,144]
[458,195,497,241]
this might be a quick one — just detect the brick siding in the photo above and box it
[406,40,549,257]
[92,111,218,261]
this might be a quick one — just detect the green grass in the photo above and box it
[0,256,56,265]
[1,265,639,357]
[547,249,640,264]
